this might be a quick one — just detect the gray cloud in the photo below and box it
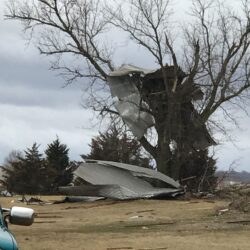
[0,103,97,163]
[0,3,100,164]
[0,78,84,108]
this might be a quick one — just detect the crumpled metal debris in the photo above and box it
[107,65,156,139]
[59,160,184,200]
[107,64,215,150]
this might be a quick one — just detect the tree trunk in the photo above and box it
[155,139,172,177]
[155,141,186,180]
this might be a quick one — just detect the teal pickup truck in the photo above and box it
[0,206,34,250]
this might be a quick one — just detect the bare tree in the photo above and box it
[186,0,250,120]
[5,0,250,180]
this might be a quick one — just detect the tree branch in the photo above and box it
[139,136,157,159]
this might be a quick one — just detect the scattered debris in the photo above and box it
[138,248,168,250]
[229,197,250,213]
[54,196,105,204]
[17,196,53,205]
[63,201,121,210]
[134,209,154,214]
[129,215,143,219]
[36,215,63,219]
[226,220,250,224]
[217,208,229,216]
[0,190,12,197]
[34,221,56,224]
[124,221,175,228]
[215,183,250,199]
[106,248,133,250]
[59,160,184,200]
[216,184,250,213]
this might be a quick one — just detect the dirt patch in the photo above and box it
[1,196,250,250]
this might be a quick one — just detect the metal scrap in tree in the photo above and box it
[107,64,216,150]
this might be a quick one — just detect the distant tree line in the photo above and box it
[1,138,73,195]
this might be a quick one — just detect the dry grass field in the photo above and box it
[1,196,250,250]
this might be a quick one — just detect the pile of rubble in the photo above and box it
[215,184,250,213]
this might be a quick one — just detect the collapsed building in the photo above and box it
[59,160,184,200]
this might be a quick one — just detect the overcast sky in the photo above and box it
[0,3,101,164]
[0,0,249,171]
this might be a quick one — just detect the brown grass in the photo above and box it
[1,196,250,250]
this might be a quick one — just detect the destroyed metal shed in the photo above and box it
[60,160,184,200]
